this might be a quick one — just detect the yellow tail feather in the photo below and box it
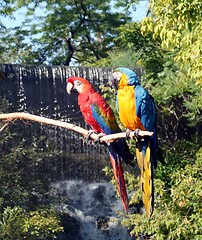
[136,141,153,218]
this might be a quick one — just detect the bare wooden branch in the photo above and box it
[0,112,153,142]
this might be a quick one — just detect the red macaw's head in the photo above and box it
[66,77,93,94]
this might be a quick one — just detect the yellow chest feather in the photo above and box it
[118,86,144,130]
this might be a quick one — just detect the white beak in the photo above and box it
[66,82,74,94]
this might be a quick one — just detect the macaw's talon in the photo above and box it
[134,129,141,138]
[85,130,95,143]
[95,133,106,144]
[125,129,132,139]
[133,129,145,141]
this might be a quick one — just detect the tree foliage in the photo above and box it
[140,0,202,125]
[141,0,202,86]
[0,0,133,65]
[115,22,164,78]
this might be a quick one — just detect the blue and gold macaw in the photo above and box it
[112,67,162,218]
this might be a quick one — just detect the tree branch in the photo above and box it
[0,112,153,142]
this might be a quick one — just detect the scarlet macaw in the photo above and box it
[112,67,161,218]
[66,76,134,213]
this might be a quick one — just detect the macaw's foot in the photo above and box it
[126,129,131,139]
[95,133,106,145]
[134,129,141,138]
[85,130,95,143]
[134,129,145,141]
[85,131,106,146]
[126,128,144,140]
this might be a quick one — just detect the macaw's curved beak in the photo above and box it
[66,82,74,94]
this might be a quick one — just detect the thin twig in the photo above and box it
[0,122,9,133]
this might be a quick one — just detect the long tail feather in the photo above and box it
[109,154,129,213]
[110,139,135,167]
[136,141,154,218]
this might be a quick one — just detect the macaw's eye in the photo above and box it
[74,80,82,86]
[72,80,83,93]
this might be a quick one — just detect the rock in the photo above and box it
[96,216,110,234]
[57,213,83,240]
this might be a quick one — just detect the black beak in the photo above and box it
[66,82,78,94]
[109,75,118,90]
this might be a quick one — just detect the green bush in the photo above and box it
[0,96,64,239]
[121,146,202,240]
[0,205,63,239]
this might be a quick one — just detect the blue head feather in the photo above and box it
[115,67,140,86]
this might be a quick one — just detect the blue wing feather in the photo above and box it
[135,85,158,166]
[135,85,156,131]
[91,103,117,134]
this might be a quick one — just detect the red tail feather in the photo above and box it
[109,154,129,213]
